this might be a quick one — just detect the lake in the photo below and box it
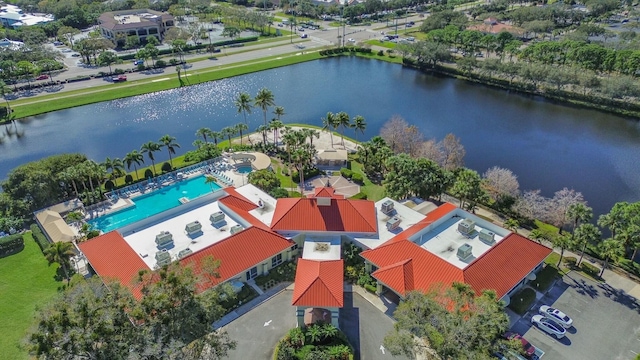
[2,57,639,217]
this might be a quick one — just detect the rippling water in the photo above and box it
[2,57,639,217]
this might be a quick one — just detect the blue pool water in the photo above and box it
[89,175,220,232]
[236,166,253,174]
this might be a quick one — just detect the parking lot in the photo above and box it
[223,289,408,360]
[511,272,640,360]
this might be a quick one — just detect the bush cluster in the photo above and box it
[30,224,51,252]
[319,47,372,56]
[339,168,364,185]
[0,233,23,255]
[291,167,322,183]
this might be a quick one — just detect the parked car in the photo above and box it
[133,59,144,66]
[53,41,63,46]
[539,305,573,328]
[36,74,49,80]
[300,33,308,38]
[531,314,566,338]
[348,38,356,43]
[71,53,80,57]
[112,75,127,83]
[503,332,535,357]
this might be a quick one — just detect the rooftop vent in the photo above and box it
[210,211,225,224]
[458,219,475,235]
[185,221,202,234]
[317,197,331,206]
[314,242,330,252]
[381,200,394,214]
[386,216,401,231]
[155,231,173,248]
[230,224,244,235]
[155,249,172,267]
[479,229,496,245]
[457,243,473,261]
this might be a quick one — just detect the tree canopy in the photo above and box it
[384,283,510,360]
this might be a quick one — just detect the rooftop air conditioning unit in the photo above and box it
[386,216,401,231]
[457,243,473,261]
[178,248,193,259]
[210,211,225,224]
[381,200,394,214]
[155,249,172,267]
[479,229,496,245]
[458,219,475,235]
[185,221,202,235]
[230,225,244,235]
[155,231,173,248]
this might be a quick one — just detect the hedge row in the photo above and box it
[319,47,373,56]
[339,168,364,184]
[0,233,24,254]
[30,224,51,252]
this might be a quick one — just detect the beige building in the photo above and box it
[98,9,174,44]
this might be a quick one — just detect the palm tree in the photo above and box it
[103,157,124,182]
[196,127,212,144]
[282,130,297,164]
[567,203,593,237]
[254,88,275,127]
[256,124,269,145]
[235,92,252,125]
[60,166,80,198]
[204,175,218,192]
[273,106,285,121]
[235,123,248,146]
[321,112,336,147]
[599,238,624,276]
[141,141,161,177]
[529,229,548,243]
[352,115,366,143]
[44,241,75,283]
[124,150,144,181]
[574,223,602,266]
[321,323,338,341]
[552,233,573,267]
[503,218,519,234]
[336,111,350,148]
[307,324,322,345]
[221,126,236,146]
[210,131,221,146]
[193,139,204,149]
[302,128,320,147]
[291,148,310,192]
[159,135,180,169]
[270,120,284,145]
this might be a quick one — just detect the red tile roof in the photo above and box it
[361,208,552,298]
[219,188,269,230]
[180,227,294,292]
[464,233,552,298]
[292,259,344,308]
[363,240,464,297]
[271,198,377,233]
[308,187,345,199]
[78,231,149,298]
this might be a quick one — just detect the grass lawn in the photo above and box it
[508,287,536,315]
[0,233,61,360]
[349,161,385,201]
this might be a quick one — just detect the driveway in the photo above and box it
[223,289,410,360]
[340,292,410,360]
[510,272,640,360]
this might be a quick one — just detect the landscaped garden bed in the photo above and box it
[254,261,296,291]
[220,284,259,312]
[274,323,353,360]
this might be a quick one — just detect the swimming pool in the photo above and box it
[236,165,253,174]
[89,175,221,233]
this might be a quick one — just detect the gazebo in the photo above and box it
[292,259,344,328]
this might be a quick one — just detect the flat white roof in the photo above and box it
[234,184,277,226]
[413,211,509,269]
[123,201,243,269]
[302,235,341,260]
[353,197,425,250]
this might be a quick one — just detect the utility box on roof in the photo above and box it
[457,243,473,261]
[458,219,475,235]
[185,221,202,234]
[479,229,496,245]
[230,224,244,235]
[381,200,394,214]
[210,211,225,224]
[178,248,193,259]
[386,216,401,231]
[155,231,173,248]
[155,249,172,267]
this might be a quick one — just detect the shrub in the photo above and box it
[377,50,384,56]
[144,169,154,178]
[155,59,167,68]
[291,167,321,183]
[345,265,359,283]
[104,180,115,190]
[0,233,24,254]
[169,58,179,65]
[66,75,91,83]
[269,187,290,198]
[364,284,377,293]
[351,172,364,184]
[508,287,536,315]
[161,162,172,173]
[580,262,600,277]
[30,224,50,252]
[124,174,134,184]
[562,256,577,268]
[340,168,353,179]
[113,68,125,74]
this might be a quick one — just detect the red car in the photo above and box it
[112,75,127,83]
[504,332,535,357]
[36,74,49,80]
